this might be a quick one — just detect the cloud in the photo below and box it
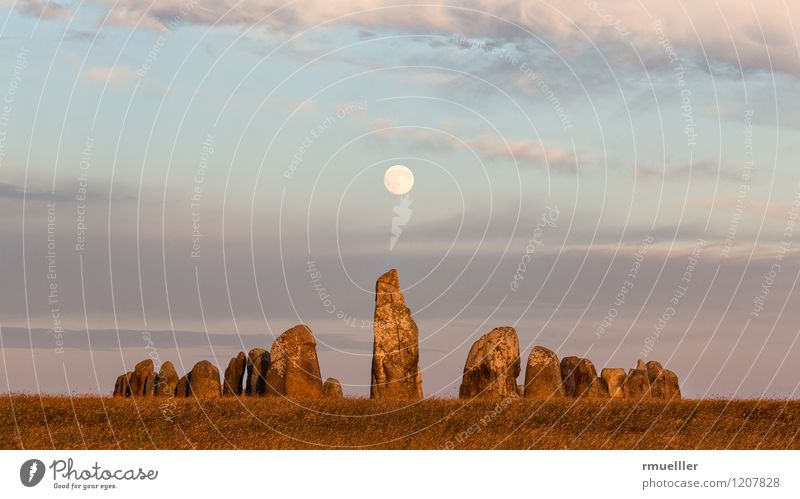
[370,122,582,170]
[92,0,800,76]
[0,181,137,203]
[4,0,71,20]
[634,161,742,182]
[85,65,140,87]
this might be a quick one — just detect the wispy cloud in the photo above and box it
[93,0,800,76]
[85,65,140,87]
[370,121,582,170]
[3,0,72,20]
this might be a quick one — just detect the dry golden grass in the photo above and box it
[2,395,799,449]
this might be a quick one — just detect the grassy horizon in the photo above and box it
[2,395,799,450]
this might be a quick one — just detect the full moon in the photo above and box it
[383,164,414,195]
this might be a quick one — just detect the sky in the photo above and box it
[1,0,800,398]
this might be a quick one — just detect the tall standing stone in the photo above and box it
[129,359,155,397]
[459,327,521,399]
[156,361,178,397]
[223,352,247,396]
[246,348,270,396]
[524,346,564,399]
[370,269,423,400]
[266,324,323,398]
[601,368,627,398]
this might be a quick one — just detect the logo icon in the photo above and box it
[20,459,45,487]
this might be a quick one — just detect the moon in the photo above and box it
[383,164,414,195]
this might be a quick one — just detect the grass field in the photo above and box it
[2,395,799,449]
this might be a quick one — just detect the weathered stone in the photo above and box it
[370,269,423,400]
[129,359,155,397]
[188,360,221,398]
[636,359,647,370]
[246,348,270,396]
[560,356,599,398]
[664,369,682,400]
[517,384,524,397]
[175,374,189,397]
[650,376,667,399]
[223,352,246,396]
[623,369,651,400]
[524,346,564,399]
[601,368,627,398]
[646,361,665,383]
[156,361,178,397]
[113,372,132,397]
[646,361,672,399]
[266,324,323,398]
[323,378,344,399]
[587,377,610,398]
[459,327,521,399]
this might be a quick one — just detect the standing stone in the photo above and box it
[524,346,564,399]
[650,377,668,399]
[246,348,270,396]
[266,324,323,398]
[370,269,423,400]
[156,361,178,397]
[601,368,627,398]
[459,327,521,399]
[636,359,647,370]
[113,372,132,397]
[587,377,610,398]
[323,378,344,399]
[664,369,682,400]
[128,359,155,397]
[623,369,651,400]
[223,352,247,396]
[560,356,599,398]
[645,361,665,383]
[646,361,667,399]
[517,384,524,397]
[175,374,189,397]
[188,360,221,398]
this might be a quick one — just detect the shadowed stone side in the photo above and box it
[175,375,189,398]
[223,352,246,396]
[370,269,423,400]
[459,327,521,399]
[113,372,132,397]
[246,348,270,396]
